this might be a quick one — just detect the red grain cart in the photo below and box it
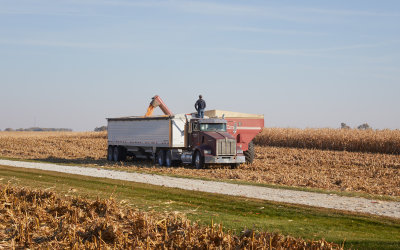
[204,110,264,163]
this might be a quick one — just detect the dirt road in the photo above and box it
[1,159,399,219]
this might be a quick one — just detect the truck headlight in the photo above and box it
[237,149,243,154]
[204,149,211,155]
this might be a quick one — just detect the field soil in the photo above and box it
[0,131,399,197]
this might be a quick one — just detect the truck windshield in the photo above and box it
[200,123,226,132]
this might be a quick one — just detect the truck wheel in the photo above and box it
[244,141,255,164]
[157,150,166,166]
[107,146,114,161]
[193,151,204,169]
[113,146,120,162]
[120,147,127,161]
[165,150,173,167]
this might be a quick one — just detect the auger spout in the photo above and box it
[144,95,174,117]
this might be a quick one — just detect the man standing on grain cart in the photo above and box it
[195,95,206,118]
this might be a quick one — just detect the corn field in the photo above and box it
[0,131,107,162]
[254,128,400,154]
[0,184,340,249]
[0,131,399,196]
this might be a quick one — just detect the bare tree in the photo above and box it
[94,126,107,132]
[341,123,350,129]
[357,123,371,130]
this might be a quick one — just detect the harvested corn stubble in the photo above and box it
[0,184,341,249]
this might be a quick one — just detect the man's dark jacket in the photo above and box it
[195,99,206,111]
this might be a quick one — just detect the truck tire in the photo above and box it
[193,151,204,169]
[107,146,113,161]
[113,146,120,162]
[165,150,173,167]
[244,140,255,164]
[157,150,166,166]
[120,147,127,161]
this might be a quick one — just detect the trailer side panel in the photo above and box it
[108,119,170,147]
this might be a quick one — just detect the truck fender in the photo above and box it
[193,145,212,157]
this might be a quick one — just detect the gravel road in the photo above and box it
[1,159,399,219]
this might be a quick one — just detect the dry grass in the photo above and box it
[254,128,400,154]
[0,184,340,249]
[0,131,399,196]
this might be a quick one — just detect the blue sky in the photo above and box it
[0,0,399,131]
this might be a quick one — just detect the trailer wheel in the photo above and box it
[157,150,166,166]
[113,146,120,162]
[244,141,255,163]
[165,150,173,167]
[107,146,114,161]
[193,151,204,169]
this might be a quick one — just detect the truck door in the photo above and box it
[191,121,201,147]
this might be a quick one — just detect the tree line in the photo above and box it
[341,123,372,130]
[2,127,72,132]
[94,126,107,132]
[0,124,374,132]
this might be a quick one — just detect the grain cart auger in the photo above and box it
[145,95,174,117]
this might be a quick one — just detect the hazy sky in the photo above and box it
[1,0,399,131]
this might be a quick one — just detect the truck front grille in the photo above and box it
[216,139,236,156]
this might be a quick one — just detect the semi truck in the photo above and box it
[107,96,264,168]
